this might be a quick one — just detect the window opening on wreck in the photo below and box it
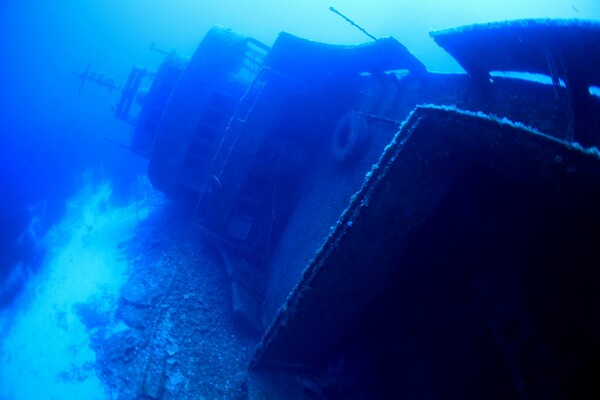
[236,39,268,81]
[203,108,228,129]
[490,71,566,87]
[589,86,600,98]
[194,123,220,145]
[183,91,236,172]
[226,197,261,242]
[359,69,410,79]
[202,91,236,129]
[184,124,219,170]
[187,137,212,158]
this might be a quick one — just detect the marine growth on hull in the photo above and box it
[96,19,600,399]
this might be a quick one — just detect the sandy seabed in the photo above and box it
[0,179,157,400]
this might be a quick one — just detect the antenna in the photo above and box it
[329,6,378,41]
[75,63,91,95]
[150,42,168,55]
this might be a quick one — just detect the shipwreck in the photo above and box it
[106,18,600,399]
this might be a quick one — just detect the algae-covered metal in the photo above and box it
[119,19,600,399]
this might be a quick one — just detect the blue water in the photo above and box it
[1,1,600,399]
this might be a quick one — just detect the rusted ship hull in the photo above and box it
[121,19,600,398]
